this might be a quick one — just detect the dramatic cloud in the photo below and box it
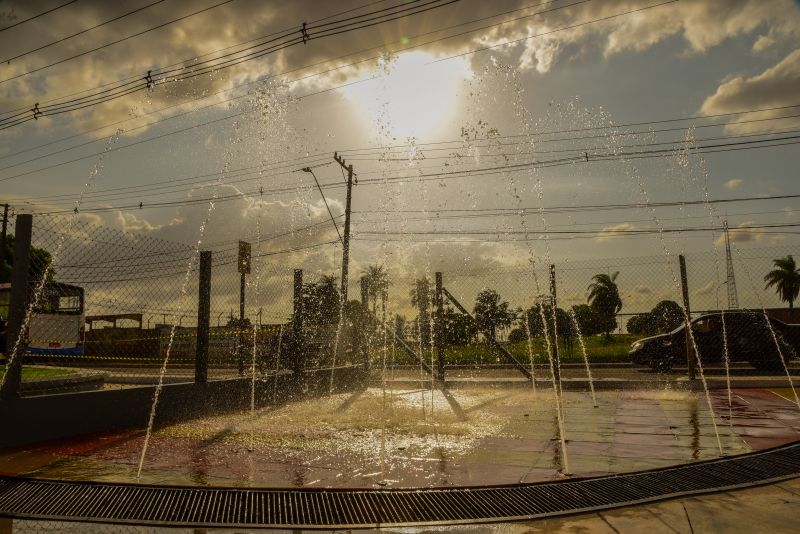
[3,0,798,138]
[700,48,800,134]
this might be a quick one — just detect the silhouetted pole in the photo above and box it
[679,255,696,380]
[549,264,560,383]
[435,272,445,382]
[0,204,8,271]
[360,276,370,371]
[237,241,250,376]
[0,214,32,400]
[334,153,354,301]
[195,251,212,384]
[292,269,305,378]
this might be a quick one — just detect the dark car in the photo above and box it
[629,310,800,372]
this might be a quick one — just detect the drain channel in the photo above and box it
[1,442,799,528]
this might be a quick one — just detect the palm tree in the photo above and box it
[587,272,622,339]
[764,255,800,309]
[361,264,389,315]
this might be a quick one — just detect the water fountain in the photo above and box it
[1,58,800,532]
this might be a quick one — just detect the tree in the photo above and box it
[650,300,683,333]
[302,274,340,325]
[764,255,800,309]
[571,304,602,336]
[626,300,683,336]
[588,272,622,339]
[442,305,476,345]
[409,277,433,348]
[626,313,655,336]
[523,303,572,340]
[361,264,389,315]
[473,288,515,341]
[1,234,55,286]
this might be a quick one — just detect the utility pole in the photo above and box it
[237,240,251,376]
[678,254,696,381]
[0,204,8,271]
[549,264,560,383]
[723,220,739,310]
[333,152,354,301]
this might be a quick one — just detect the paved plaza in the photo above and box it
[1,386,799,489]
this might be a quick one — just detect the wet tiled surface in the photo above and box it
[0,387,798,488]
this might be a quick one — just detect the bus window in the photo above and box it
[58,295,81,314]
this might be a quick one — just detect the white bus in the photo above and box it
[0,282,85,356]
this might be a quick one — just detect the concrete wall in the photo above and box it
[0,366,366,450]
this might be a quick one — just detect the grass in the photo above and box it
[383,334,642,366]
[0,367,76,381]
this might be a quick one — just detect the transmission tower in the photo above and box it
[723,220,739,309]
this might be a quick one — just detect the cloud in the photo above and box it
[2,0,798,138]
[595,222,634,242]
[700,48,800,134]
[724,179,743,189]
[714,220,784,247]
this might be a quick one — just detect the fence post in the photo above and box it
[434,272,445,382]
[549,264,560,383]
[292,269,305,378]
[1,214,32,400]
[195,251,212,384]
[360,277,370,371]
[678,255,696,380]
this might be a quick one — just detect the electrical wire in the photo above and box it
[0,0,239,85]
[2,0,170,64]
[0,0,79,32]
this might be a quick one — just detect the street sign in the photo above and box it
[238,241,251,274]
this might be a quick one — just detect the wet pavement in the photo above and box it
[1,386,799,489]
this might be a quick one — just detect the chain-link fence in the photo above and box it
[0,213,368,397]
[370,245,800,375]
[1,211,798,397]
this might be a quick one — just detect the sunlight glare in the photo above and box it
[342,52,471,139]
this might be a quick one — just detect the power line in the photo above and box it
[354,222,800,236]
[0,0,411,117]
[0,0,459,122]
[0,0,239,85]
[2,0,169,64]
[6,123,788,207]
[0,0,79,32]
[11,135,800,216]
[3,105,797,206]
[0,0,570,157]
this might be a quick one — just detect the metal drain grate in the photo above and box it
[1,441,799,528]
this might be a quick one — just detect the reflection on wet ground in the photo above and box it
[0,387,798,488]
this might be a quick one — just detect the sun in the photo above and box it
[342,52,471,139]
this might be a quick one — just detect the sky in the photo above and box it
[0,0,799,321]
